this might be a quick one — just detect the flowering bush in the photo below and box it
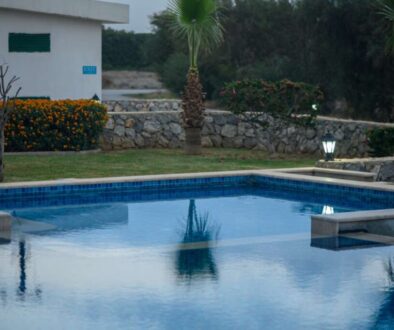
[5,99,108,152]
[220,79,324,126]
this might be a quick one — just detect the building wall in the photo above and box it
[0,9,102,100]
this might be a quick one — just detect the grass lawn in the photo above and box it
[4,148,318,183]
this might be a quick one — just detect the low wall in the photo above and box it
[100,110,394,157]
[104,100,181,112]
[317,157,394,182]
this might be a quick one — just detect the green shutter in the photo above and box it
[9,33,51,53]
[15,96,51,100]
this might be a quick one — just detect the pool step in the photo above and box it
[0,212,11,232]
[311,209,394,238]
[279,167,376,182]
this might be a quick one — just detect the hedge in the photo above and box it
[220,79,324,126]
[5,100,108,152]
[367,127,394,157]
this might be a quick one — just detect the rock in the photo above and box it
[277,142,286,153]
[245,129,255,138]
[169,123,182,135]
[125,128,136,138]
[105,118,115,130]
[334,130,345,140]
[202,123,215,135]
[210,135,222,147]
[142,132,152,139]
[244,138,257,149]
[233,136,244,148]
[377,163,394,182]
[113,135,122,147]
[158,136,169,146]
[287,127,297,135]
[114,125,125,136]
[115,118,124,126]
[169,138,182,148]
[306,128,316,139]
[221,124,237,138]
[144,121,161,133]
[122,140,135,148]
[205,116,214,123]
[223,137,234,148]
[125,118,135,128]
[237,123,248,136]
[214,115,227,126]
[134,135,145,147]
[113,103,123,112]
[202,136,213,147]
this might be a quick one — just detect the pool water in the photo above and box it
[1,185,394,330]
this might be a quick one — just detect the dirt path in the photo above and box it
[103,71,163,90]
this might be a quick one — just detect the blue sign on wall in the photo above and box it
[83,66,97,75]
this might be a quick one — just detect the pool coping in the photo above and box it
[0,168,393,192]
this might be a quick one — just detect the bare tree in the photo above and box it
[0,64,21,182]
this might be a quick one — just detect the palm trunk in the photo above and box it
[184,127,202,155]
[181,68,205,155]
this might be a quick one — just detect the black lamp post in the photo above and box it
[92,94,100,102]
[322,132,336,161]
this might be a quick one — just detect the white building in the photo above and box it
[0,0,129,100]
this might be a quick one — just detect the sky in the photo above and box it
[104,0,168,33]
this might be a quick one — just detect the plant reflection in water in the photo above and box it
[175,200,220,283]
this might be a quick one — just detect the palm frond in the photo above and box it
[377,0,394,54]
[378,0,394,20]
[168,0,224,67]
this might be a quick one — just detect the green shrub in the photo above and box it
[5,100,108,152]
[367,127,394,157]
[220,79,324,126]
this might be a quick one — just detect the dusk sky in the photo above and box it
[104,0,168,32]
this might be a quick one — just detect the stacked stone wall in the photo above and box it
[101,109,394,157]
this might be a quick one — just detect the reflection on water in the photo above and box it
[17,241,26,297]
[322,205,335,215]
[0,193,394,329]
[373,258,394,327]
[175,200,220,283]
[0,240,42,305]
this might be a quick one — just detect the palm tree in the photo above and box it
[168,0,224,154]
[378,0,394,54]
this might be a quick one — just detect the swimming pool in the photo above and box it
[1,172,394,330]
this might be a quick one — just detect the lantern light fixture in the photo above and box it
[322,132,336,161]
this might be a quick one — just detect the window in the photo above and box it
[9,33,51,53]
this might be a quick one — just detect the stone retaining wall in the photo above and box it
[100,110,394,157]
[316,157,394,182]
[104,100,181,112]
